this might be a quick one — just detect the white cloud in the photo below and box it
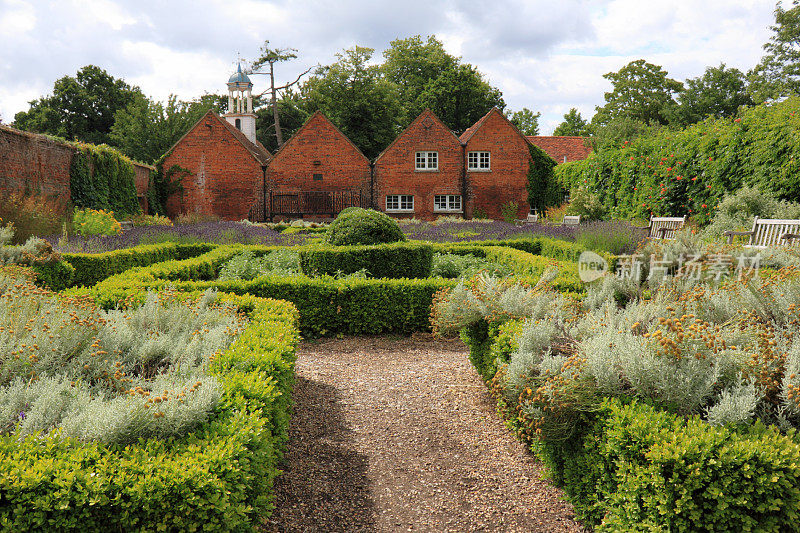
[0,0,779,132]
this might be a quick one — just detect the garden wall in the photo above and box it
[0,124,153,214]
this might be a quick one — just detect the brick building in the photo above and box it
[373,109,463,219]
[460,107,533,220]
[527,136,592,164]
[263,111,370,220]
[162,109,270,220]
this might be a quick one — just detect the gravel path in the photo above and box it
[265,334,584,532]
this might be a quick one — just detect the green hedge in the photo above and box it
[83,244,583,336]
[32,243,214,290]
[299,242,433,279]
[0,293,299,531]
[555,96,800,224]
[463,321,800,531]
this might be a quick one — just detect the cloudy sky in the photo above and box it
[0,0,778,134]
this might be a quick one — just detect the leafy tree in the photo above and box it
[381,35,458,122]
[14,65,142,145]
[109,94,223,164]
[415,63,505,133]
[587,115,656,152]
[251,40,314,147]
[676,64,752,125]
[553,108,589,136]
[300,46,403,159]
[592,59,683,127]
[749,1,800,102]
[506,108,540,135]
[255,90,308,152]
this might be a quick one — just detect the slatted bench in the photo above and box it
[724,217,800,248]
[648,215,687,240]
[562,215,581,226]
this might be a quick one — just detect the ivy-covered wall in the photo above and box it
[70,143,142,216]
[554,96,800,224]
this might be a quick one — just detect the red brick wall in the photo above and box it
[0,125,73,200]
[164,113,263,220]
[374,110,463,221]
[0,125,153,214]
[265,113,370,215]
[464,110,531,220]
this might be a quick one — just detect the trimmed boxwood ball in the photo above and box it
[325,208,406,246]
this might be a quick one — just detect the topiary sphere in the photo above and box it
[325,208,406,246]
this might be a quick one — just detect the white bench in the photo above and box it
[724,217,800,248]
[648,215,687,240]
[562,215,581,226]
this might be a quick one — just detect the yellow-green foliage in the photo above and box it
[0,289,299,531]
[72,208,122,236]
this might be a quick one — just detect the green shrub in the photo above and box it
[129,214,173,226]
[566,187,607,221]
[431,252,511,279]
[0,191,70,244]
[0,291,299,531]
[0,231,75,291]
[219,249,301,281]
[500,200,519,223]
[703,185,800,240]
[72,207,122,236]
[300,242,433,279]
[325,207,406,245]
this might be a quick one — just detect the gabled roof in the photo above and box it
[374,108,461,163]
[162,110,271,166]
[270,111,370,164]
[526,136,593,164]
[459,107,533,148]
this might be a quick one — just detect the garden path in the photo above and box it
[264,335,584,532]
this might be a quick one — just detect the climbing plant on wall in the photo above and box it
[526,143,563,214]
[69,143,141,216]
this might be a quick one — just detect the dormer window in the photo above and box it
[235,118,241,130]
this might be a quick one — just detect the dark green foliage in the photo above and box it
[325,207,406,246]
[0,293,299,531]
[556,97,800,224]
[147,163,189,216]
[526,143,562,215]
[553,108,589,136]
[300,242,433,279]
[13,65,142,146]
[676,63,753,125]
[32,260,75,291]
[565,187,607,221]
[69,144,140,216]
[430,252,510,279]
[749,0,800,102]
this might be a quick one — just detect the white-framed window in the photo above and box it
[415,151,438,171]
[386,194,414,212]
[468,151,491,171]
[434,195,462,212]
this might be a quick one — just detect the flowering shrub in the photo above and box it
[0,271,244,443]
[0,191,69,244]
[73,208,122,236]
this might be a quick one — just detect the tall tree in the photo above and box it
[381,35,458,122]
[300,46,403,159]
[110,94,223,164]
[749,1,800,102]
[251,41,314,147]
[675,64,752,125]
[506,108,541,135]
[553,108,588,136]
[14,65,142,145]
[255,90,308,152]
[415,63,505,133]
[592,59,683,127]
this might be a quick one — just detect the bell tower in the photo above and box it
[223,63,257,143]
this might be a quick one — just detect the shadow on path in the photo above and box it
[265,377,376,532]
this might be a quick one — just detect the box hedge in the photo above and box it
[463,320,800,531]
[83,244,582,337]
[299,242,433,279]
[0,293,299,531]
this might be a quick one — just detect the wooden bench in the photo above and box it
[561,215,581,226]
[648,215,687,240]
[724,217,800,248]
